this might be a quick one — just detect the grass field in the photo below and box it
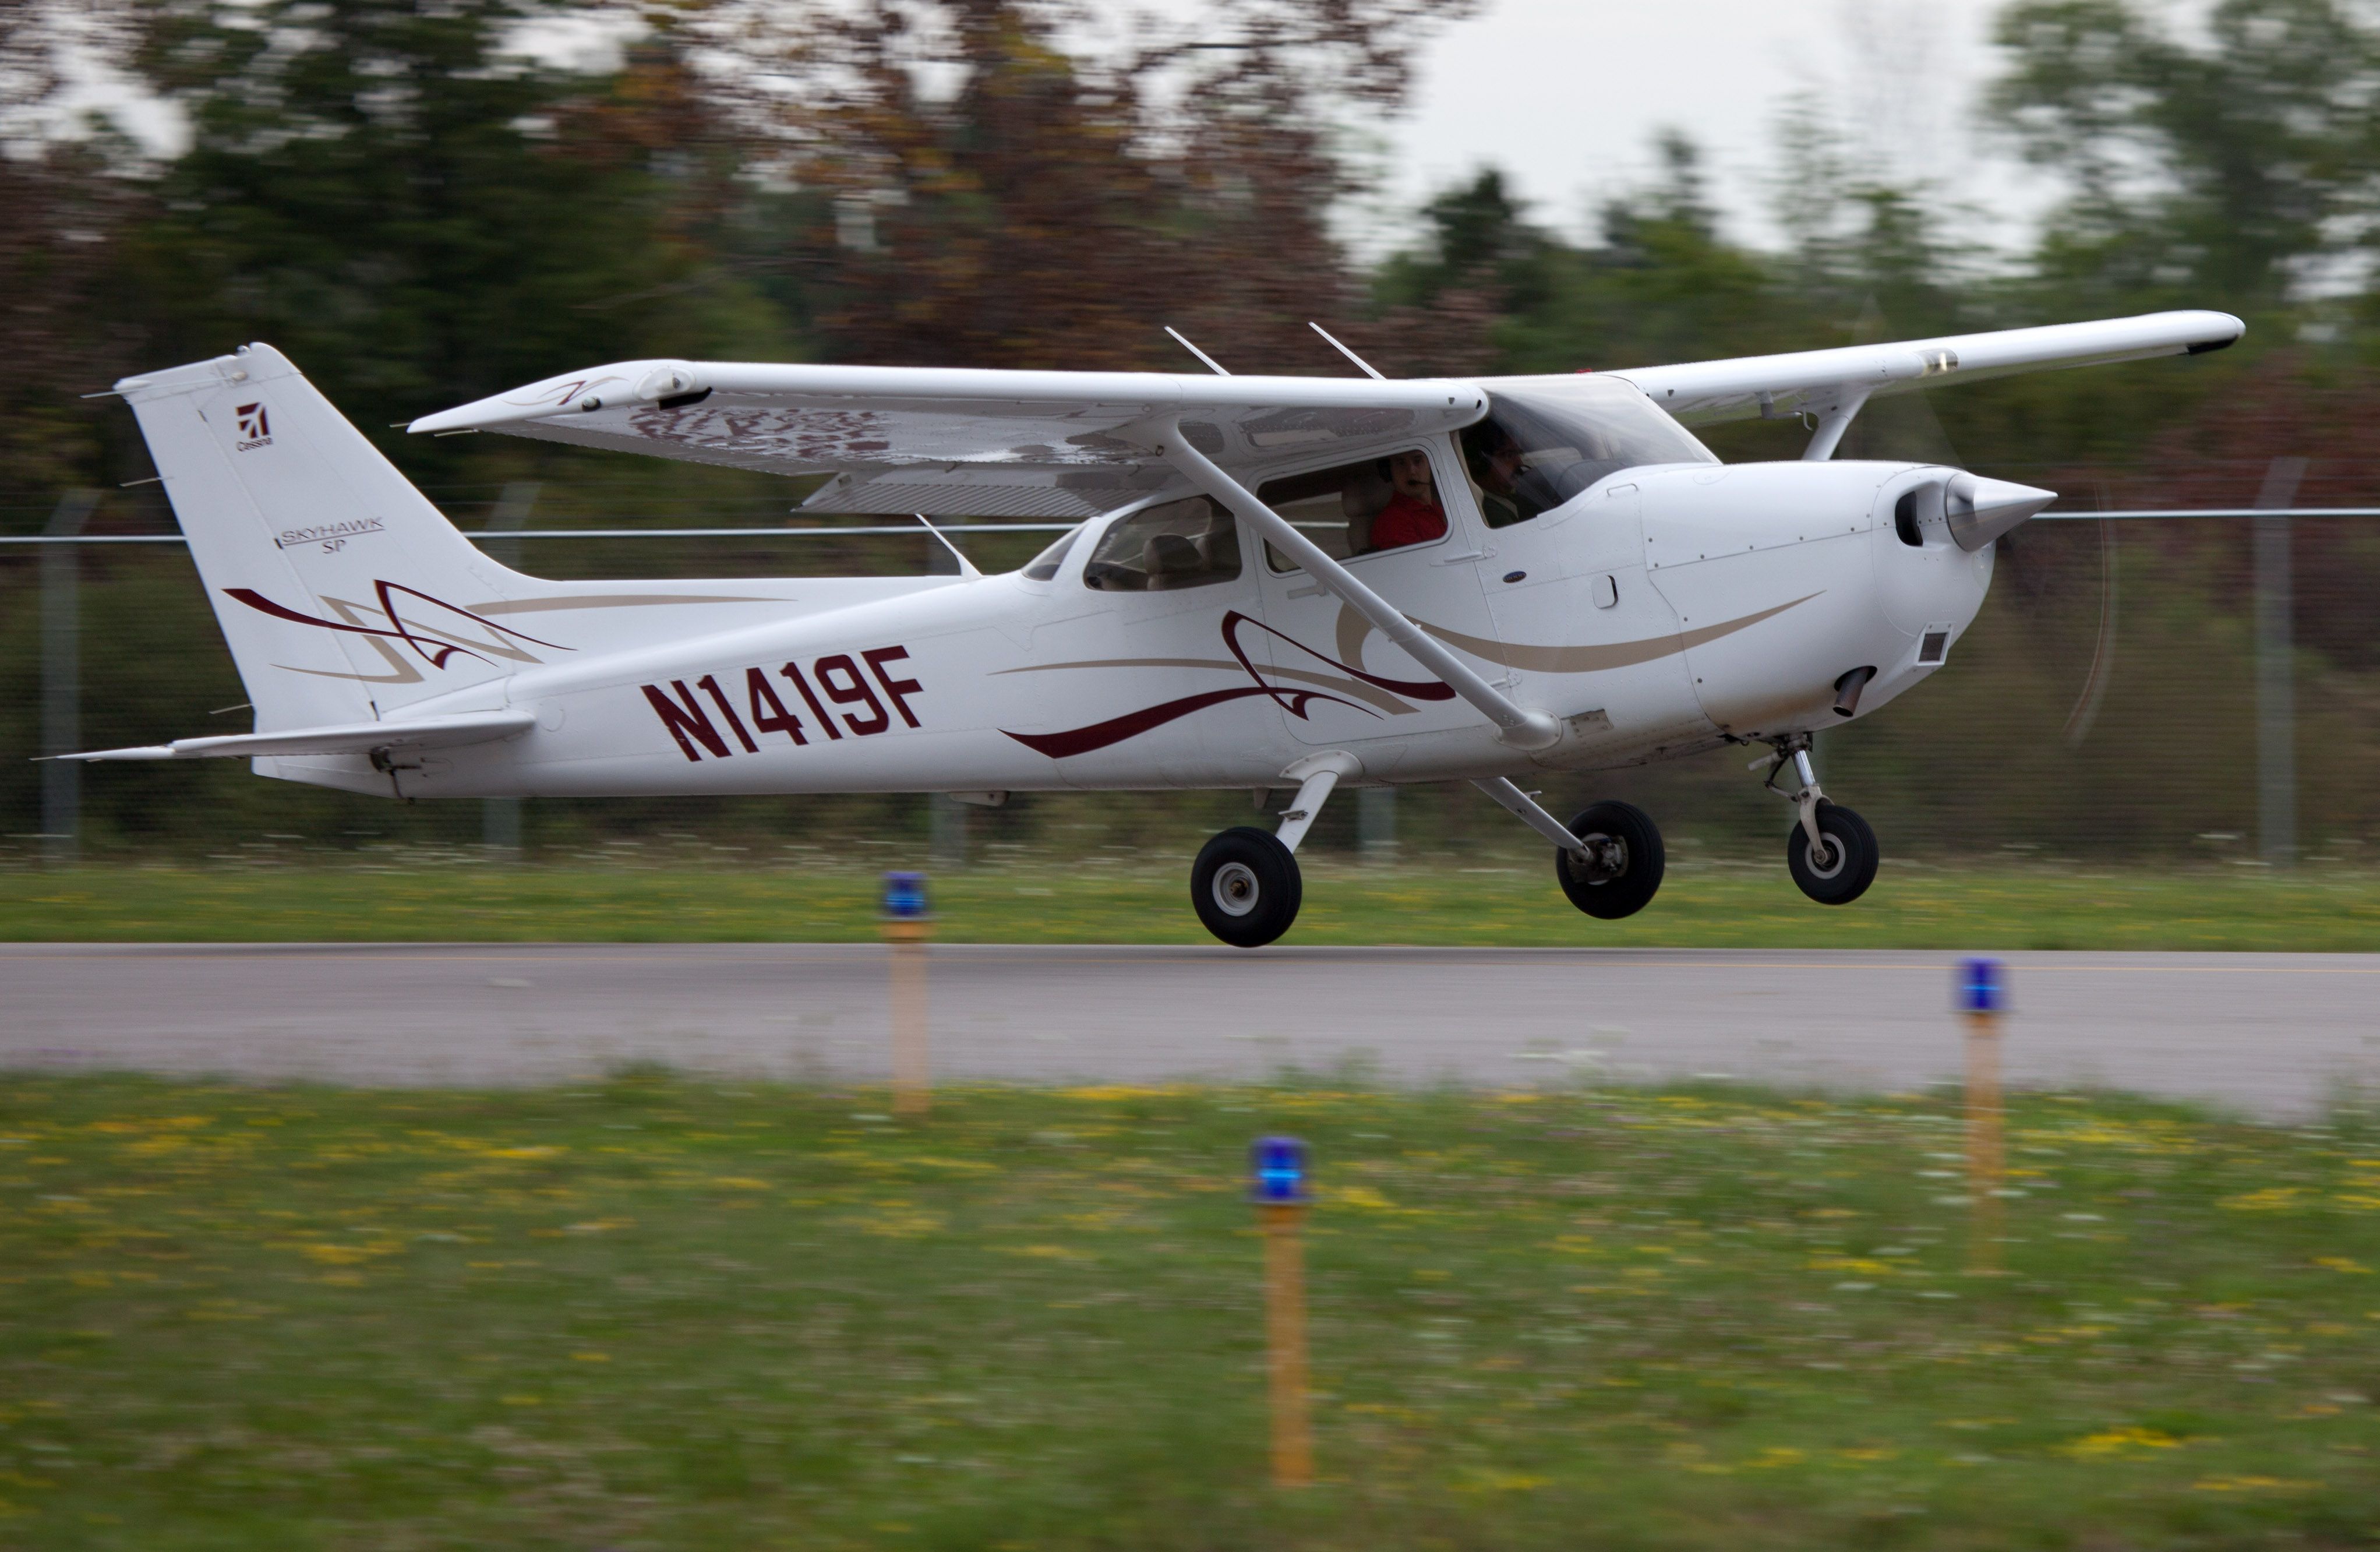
[4,860,2379,949]
[5,1075,2380,1549]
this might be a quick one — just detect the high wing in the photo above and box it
[409,365,1487,518]
[1569,309,2244,428]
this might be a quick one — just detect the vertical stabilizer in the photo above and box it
[116,344,535,731]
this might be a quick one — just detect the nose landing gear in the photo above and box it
[1761,736,1879,905]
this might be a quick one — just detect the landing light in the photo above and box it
[881,870,930,919]
[1958,956,2007,1014]
[1250,1135,1311,1204]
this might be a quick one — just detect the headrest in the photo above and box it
[1341,466,1393,521]
[1144,532,1201,574]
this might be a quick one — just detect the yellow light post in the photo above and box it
[881,872,932,1118]
[1959,957,2007,1274]
[1251,1135,1313,1488]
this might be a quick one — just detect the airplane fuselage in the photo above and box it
[273,456,1991,801]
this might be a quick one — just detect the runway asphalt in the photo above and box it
[6,944,2377,1118]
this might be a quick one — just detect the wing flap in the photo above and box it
[55,710,535,762]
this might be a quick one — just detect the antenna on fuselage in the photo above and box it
[1309,322,1387,380]
[1163,326,1232,376]
[912,513,982,580]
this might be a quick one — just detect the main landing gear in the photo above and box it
[1552,800,1666,919]
[1191,827,1303,948]
[1184,735,1879,947]
[1191,754,1353,948]
[1760,736,1880,905]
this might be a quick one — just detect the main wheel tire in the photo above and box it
[1191,827,1304,948]
[1786,800,1880,905]
[1555,800,1666,920]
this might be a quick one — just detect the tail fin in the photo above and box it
[118,344,539,731]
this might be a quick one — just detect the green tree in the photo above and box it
[733,0,1471,374]
[121,0,781,431]
[1991,0,2380,308]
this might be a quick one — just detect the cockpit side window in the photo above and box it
[1081,496,1242,592]
[1257,446,1450,573]
[1460,380,1717,528]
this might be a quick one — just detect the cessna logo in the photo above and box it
[234,402,273,451]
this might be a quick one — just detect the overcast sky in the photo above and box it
[34,0,2060,260]
[1366,0,2051,254]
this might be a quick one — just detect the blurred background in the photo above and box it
[6,0,2379,872]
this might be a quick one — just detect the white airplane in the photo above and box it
[68,310,2241,945]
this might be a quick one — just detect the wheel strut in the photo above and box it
[1758,736,1830,858]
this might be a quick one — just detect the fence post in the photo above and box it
[928,795,968,867]
[1358,786,1397,863]
[479,482,540,853]
[41,492,103,869]
[923,532,969,867]
[2254,457,2306,868]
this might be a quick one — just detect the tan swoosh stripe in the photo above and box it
[1407,592,1824,673]
[993,657,1417,715]
[467,594,790,616]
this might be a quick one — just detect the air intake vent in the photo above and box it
[1918,630,1950,666]
[1894,489,1923,546]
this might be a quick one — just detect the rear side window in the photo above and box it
[1258,446,1449,572]
[1082,497,1242,592]
[1019,524,1082,580]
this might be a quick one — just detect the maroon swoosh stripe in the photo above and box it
[227,581,566,670]
[1004,684,1375,759]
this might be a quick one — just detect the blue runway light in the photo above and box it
[1959,956,2007,1014]
[882,871,929,919]
[1251,1135,1311,1204]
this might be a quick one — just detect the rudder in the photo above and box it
[118,344,536,731]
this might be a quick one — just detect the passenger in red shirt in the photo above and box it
[1368,448,1447,552]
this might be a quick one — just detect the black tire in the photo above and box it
[1555,800,1665,920]
[1786,800,1880,905]
[1191,827,1304,948]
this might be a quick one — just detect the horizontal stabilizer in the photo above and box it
[51,710,535,762]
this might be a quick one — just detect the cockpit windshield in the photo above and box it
[1459,378,1716,528]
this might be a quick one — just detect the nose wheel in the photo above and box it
[1785,799,1878,904]
[1760,737,1880,905]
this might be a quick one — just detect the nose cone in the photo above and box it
[1945,474,2056,552]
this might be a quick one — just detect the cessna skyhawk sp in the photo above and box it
[74,312,2241,945]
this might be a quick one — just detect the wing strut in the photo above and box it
[1154,424,1561,750]
[1800,386,1871,461]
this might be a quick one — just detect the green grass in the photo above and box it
[3,860,2378,948]
[7,1075,2380,1549]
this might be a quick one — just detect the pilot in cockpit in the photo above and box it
[1463,420,1528,528]
[1368,448,1448,551]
